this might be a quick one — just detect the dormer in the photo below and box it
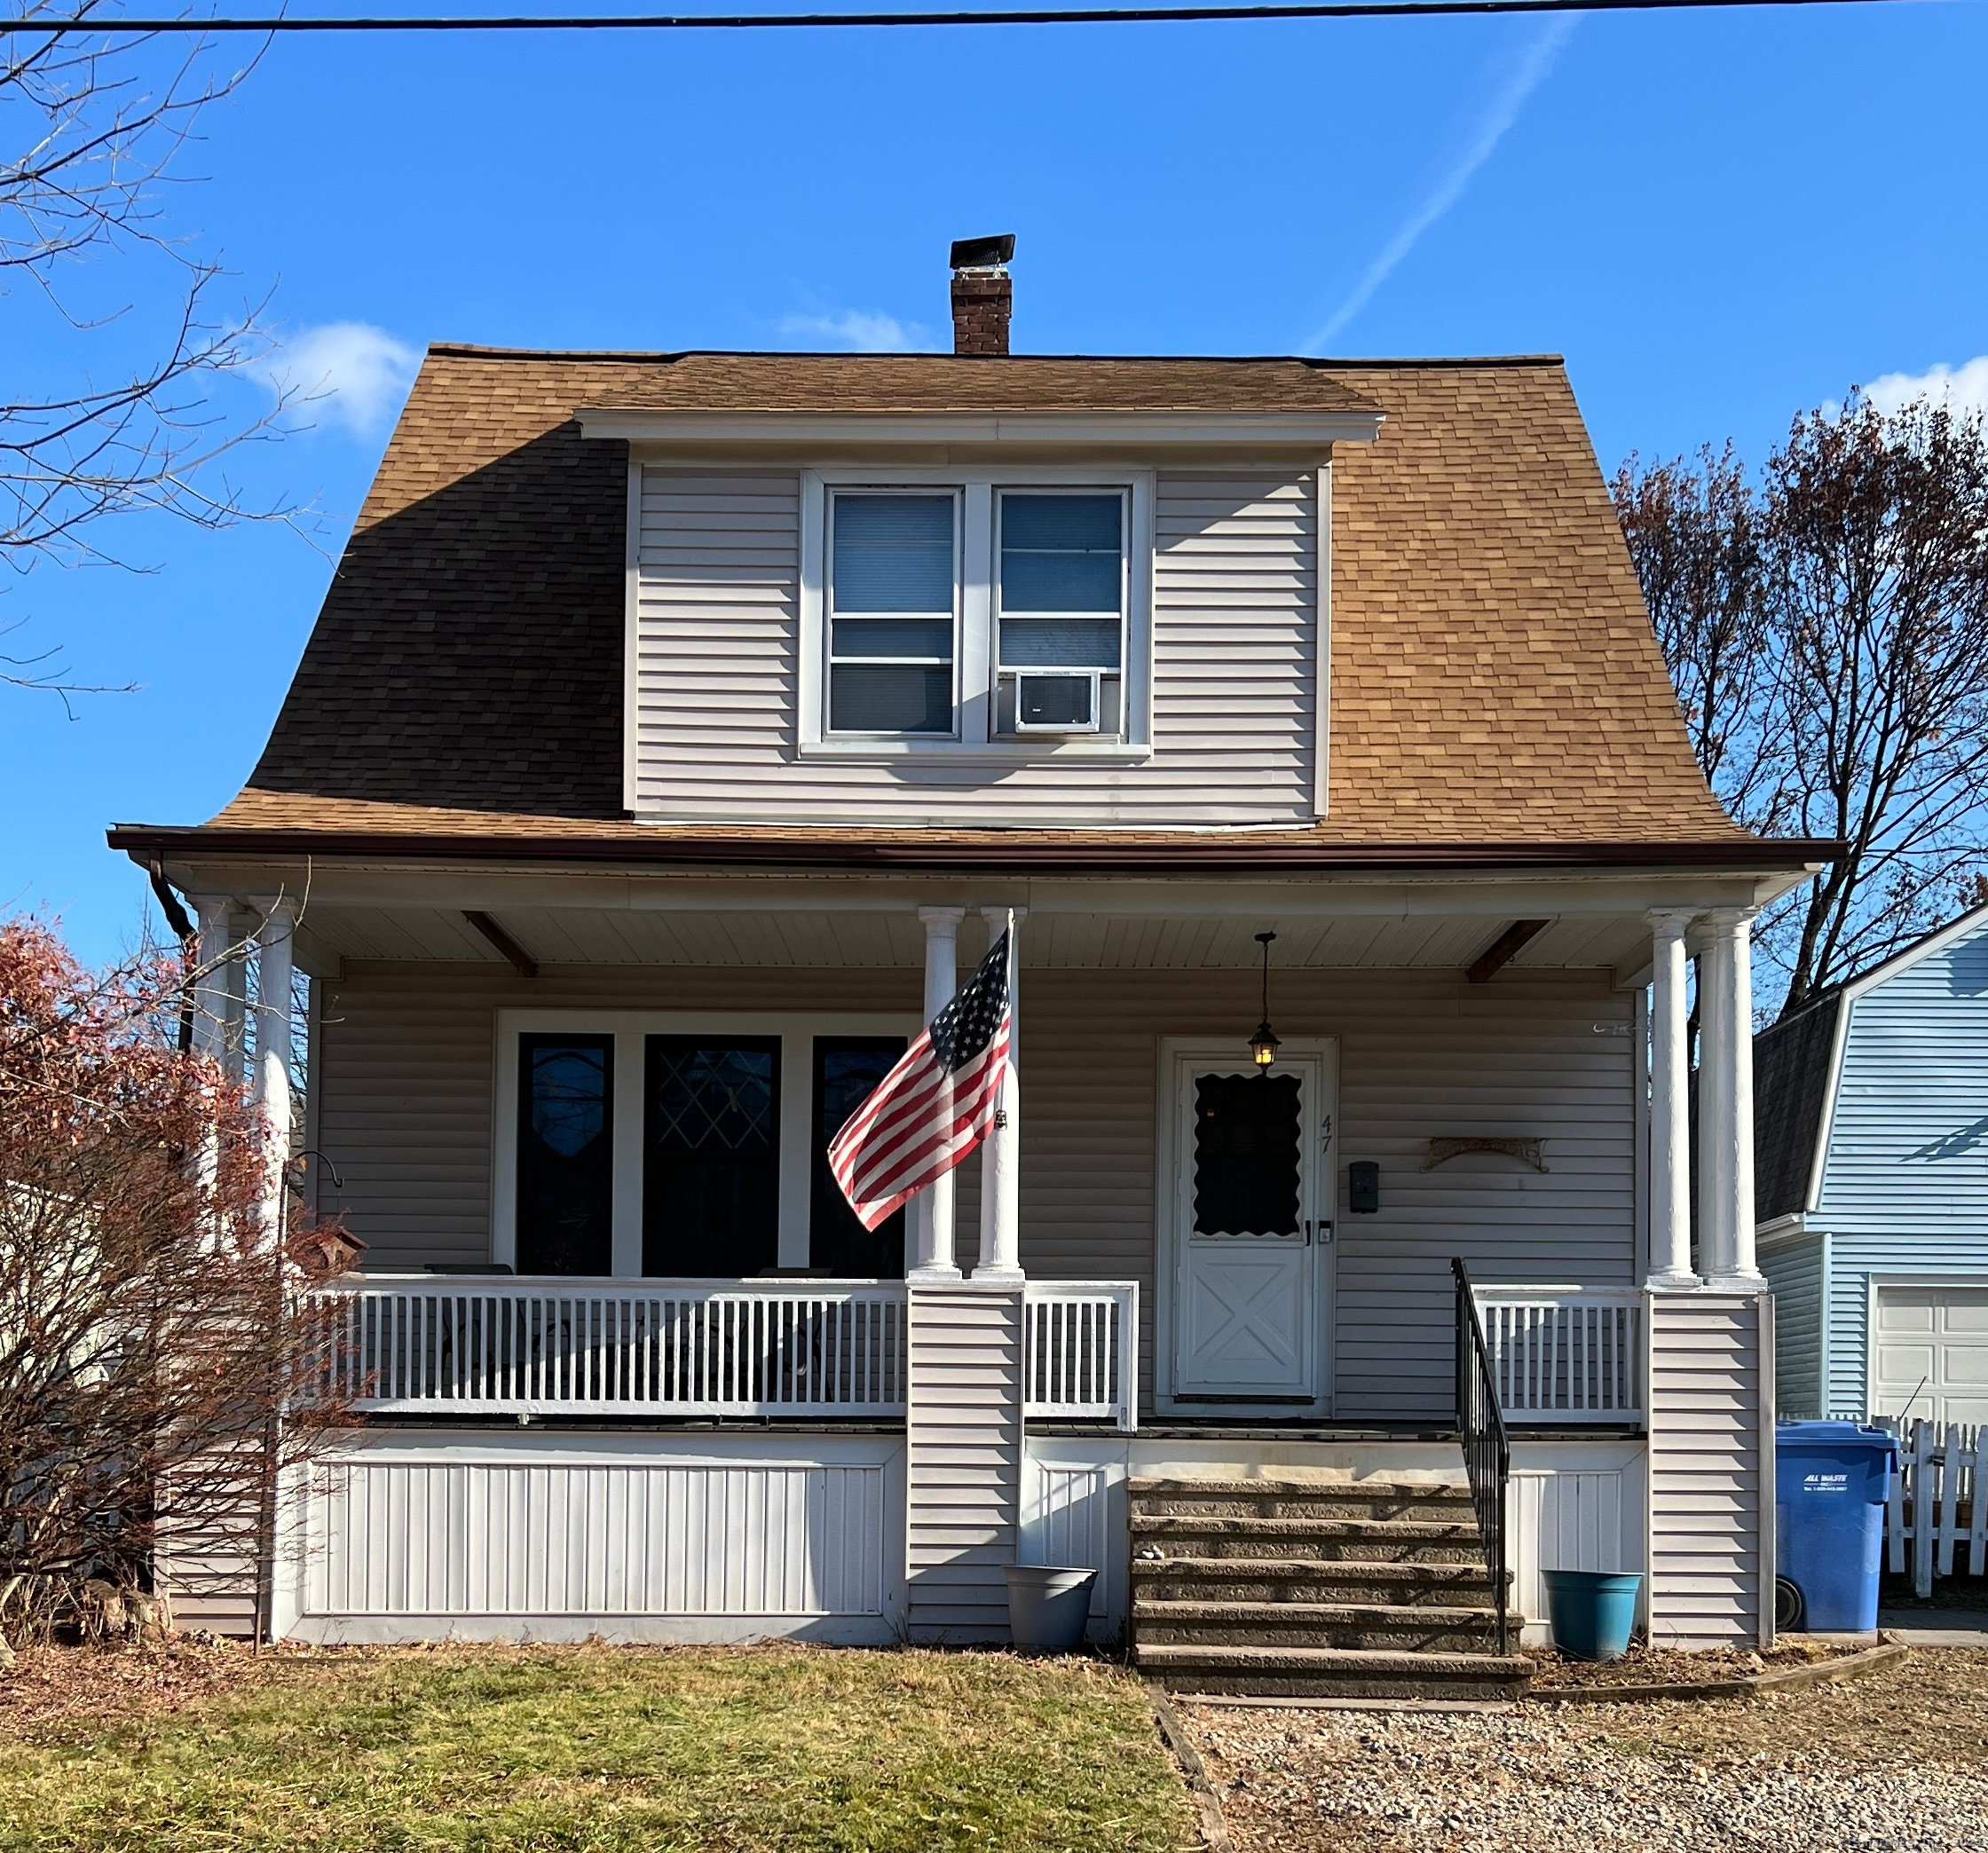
[578,248,1382,828]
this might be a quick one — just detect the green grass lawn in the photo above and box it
[0,1644,1195,1853]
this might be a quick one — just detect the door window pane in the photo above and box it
[643,1037,781,1277]
[516,1034,613,1275]
[999,493,1124,614]
[811,1036,908,1278]
[1192,1072,1302,1235]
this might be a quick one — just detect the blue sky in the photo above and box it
[5,0,1986,966]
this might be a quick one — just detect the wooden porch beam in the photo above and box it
[462,910,539,978]
[1466,919,1550,984]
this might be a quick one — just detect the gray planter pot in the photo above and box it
[1004,1565,1098,1652]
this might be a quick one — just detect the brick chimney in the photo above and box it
[950,234,1015,356]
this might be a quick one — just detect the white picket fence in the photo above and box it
[1872,1417,1984,1597]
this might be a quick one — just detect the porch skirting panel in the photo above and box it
[1646,1292,1774,1650]
[272,1431,906,1645]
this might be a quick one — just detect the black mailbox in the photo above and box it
[1347,1161,1380,1213]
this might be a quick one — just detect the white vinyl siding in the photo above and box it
[1646,1294,1771,1649]
[628,467,1320,824]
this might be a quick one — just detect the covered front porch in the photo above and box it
[154,849,1788,1652]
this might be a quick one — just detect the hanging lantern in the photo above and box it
[1249,930,1281,1069]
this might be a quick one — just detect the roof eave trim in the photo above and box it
[109,824,1841,878]
[574,409,1384,447]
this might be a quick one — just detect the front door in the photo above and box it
[1164,1039,1335,1411]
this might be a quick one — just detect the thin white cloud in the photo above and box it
[259,321,420,435]
[778,310,930,352]
[1862,356,1988,417]
[1304,18,1577,352]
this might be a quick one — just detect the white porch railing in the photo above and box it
[1022,1281,1139,1431]
[325,1276,910,1418]
[320,1273,1140,1427]
[1473,1285,1645,1423]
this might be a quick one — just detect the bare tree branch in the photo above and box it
[1615,395,1988,1021]
[3,2,302,678]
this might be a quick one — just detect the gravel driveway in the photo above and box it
[1179,1649,1988,1852]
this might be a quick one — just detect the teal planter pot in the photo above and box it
[1542,1568,1643,1662]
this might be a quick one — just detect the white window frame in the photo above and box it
[995,485,1130,741]
[798,465,1155,761]
[822,485,964,743]
[493,1009,921,1279]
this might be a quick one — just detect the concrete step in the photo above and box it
[1134,1641,1532,1701]
[1129,1513,1485,1564]
[1132,1555,1502,1606]
[1128,1478,1476,1524]
[1132,1597,1501,1652]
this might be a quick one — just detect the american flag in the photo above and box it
[828,931,1012,1233]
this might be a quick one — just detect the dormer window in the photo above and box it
[799,469,1153,758]
[996,492,1126,738]
[828,492,959,737]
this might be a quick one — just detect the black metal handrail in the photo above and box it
[1452,1257,1511,1655]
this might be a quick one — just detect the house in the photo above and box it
[112,244,1833,1689]
[1756,903,1988,1427]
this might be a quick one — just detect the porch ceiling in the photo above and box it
[290,903,1653,979]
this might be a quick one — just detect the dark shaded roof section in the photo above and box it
[1754,991,1843,1223]
[244,366,630,818]
[546,348,1385,415]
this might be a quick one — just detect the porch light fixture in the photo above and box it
[1249,930,1282,1070]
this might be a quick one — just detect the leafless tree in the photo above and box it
[1611,443,1771,816]
[0,919,353,1659]
[1615,395,1988,1020]
[3,2,296,699]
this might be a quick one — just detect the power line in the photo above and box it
[0,0,1952,32]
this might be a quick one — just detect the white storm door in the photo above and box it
[1168,1044,1333,1407]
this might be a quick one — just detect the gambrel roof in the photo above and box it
[1754,901,1988,1223]
[114,345,1826,873]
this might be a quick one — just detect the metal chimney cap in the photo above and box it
[950,233,1015,271]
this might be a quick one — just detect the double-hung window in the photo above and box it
[827,492,959,737]
[804,471,1150,753]
[996,491,1126,737]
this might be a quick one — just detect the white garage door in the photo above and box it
[1872,1286,1988,1424]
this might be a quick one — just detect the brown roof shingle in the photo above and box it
[143,344,1787,864]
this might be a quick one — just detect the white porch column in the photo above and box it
[1702,907,1765,1289]
[193,898,248,1080]
[975,906,1024,1283]
[909,906,965,1282]
[1645,910,1700,1289]
[253,903,296,1243]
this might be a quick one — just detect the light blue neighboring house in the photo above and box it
[1755,903,1988,1425]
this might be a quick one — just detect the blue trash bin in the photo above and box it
[1774,1419,1896,1633]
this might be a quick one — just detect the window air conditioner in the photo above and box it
[1013,669,1100,734]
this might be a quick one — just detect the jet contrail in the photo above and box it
[1306,16,1577,351]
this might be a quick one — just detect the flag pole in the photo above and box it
[975,905,1025,1282]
